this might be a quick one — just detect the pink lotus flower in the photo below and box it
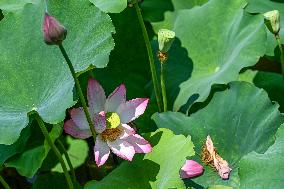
[180,160,204,179]
[64,78,152,167]
[42,12,67,45]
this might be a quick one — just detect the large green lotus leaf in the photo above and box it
[32,172,82,189]
[85,128,195,189]
[171,0,266,112]
[5,122,62,178]
[51,136,88,172]
[246,0,284,56]
[0,0,114,144]
[153,82,284,188]
[239,124,284,189]
[89,0,127,13]
[0,0,36,11]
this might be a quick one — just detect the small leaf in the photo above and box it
[85,128,195,189]
[52,136,88,172]
[5,122,62,178]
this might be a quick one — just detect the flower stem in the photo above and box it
[160,62,167,112]
[34,114,74,189]
[0,175,11,189]
[276,35,284,77]
[58,44,96,140]
[56,139,76,182]
[134,3,162,112]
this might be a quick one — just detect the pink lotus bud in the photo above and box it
[180,160,204,179]
[42,12,67,45]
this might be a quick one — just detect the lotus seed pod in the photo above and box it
[158,29,175,53]
[42,12,67,45]
[263,10,280,35]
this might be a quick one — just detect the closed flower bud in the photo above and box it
[180,160,204,179]
[42,12,67,45]
[158,29,175,53]
[263,10,280,35]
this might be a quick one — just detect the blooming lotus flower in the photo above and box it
[64,78,152,167]
[180,160,204,179]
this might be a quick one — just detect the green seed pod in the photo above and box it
[158,29,175,53]
[263,10,280,35]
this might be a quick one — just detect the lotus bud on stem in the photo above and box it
[43,12,67,45]
[42,12,96,139]
[157,29,175,112]
[263,10,284,77]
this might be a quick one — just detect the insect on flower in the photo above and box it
[201,135,232,179]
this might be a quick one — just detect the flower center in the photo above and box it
[100,128,123,142]
[105,112,121,129]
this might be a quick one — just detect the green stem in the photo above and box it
[0,175,11,189]
[34,114,74,189]
[276,35,284,77]
[134,3,163,112]
[160,63,167,112]
[57,139,76,182]
[58,44,97,140]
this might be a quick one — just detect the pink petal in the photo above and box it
[180,160,204,179]
[107,139,135,161]
[93,111,106,134]
[64,119,91,139]
[87,78,106,115]
[125,134,152,153]
[117,98,149,124]
[119,124,136,139]
[70,108,90,130]
[105,84,126,112]
[94,137,111,167]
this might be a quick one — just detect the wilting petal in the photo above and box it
[70,108,90,130]
[180,160,204,179]
[87,78,106,115]
[94,137,111,167]
[93,111,106,134]
[205,135,215,154]
[126,134,152,153]
[117,98,149,123]
[213,154,232,180]
[105,84,126,112]
[108,139,135,161]
[64,120,91,139]
[119,124,135,139]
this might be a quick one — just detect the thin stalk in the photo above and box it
[160,63,167,112]
[0,175,11,189]
[276,35,284,76]
[134,3,163,112]
[57,139,76,182]
[58,44,96,140]
[34,114,74,189]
